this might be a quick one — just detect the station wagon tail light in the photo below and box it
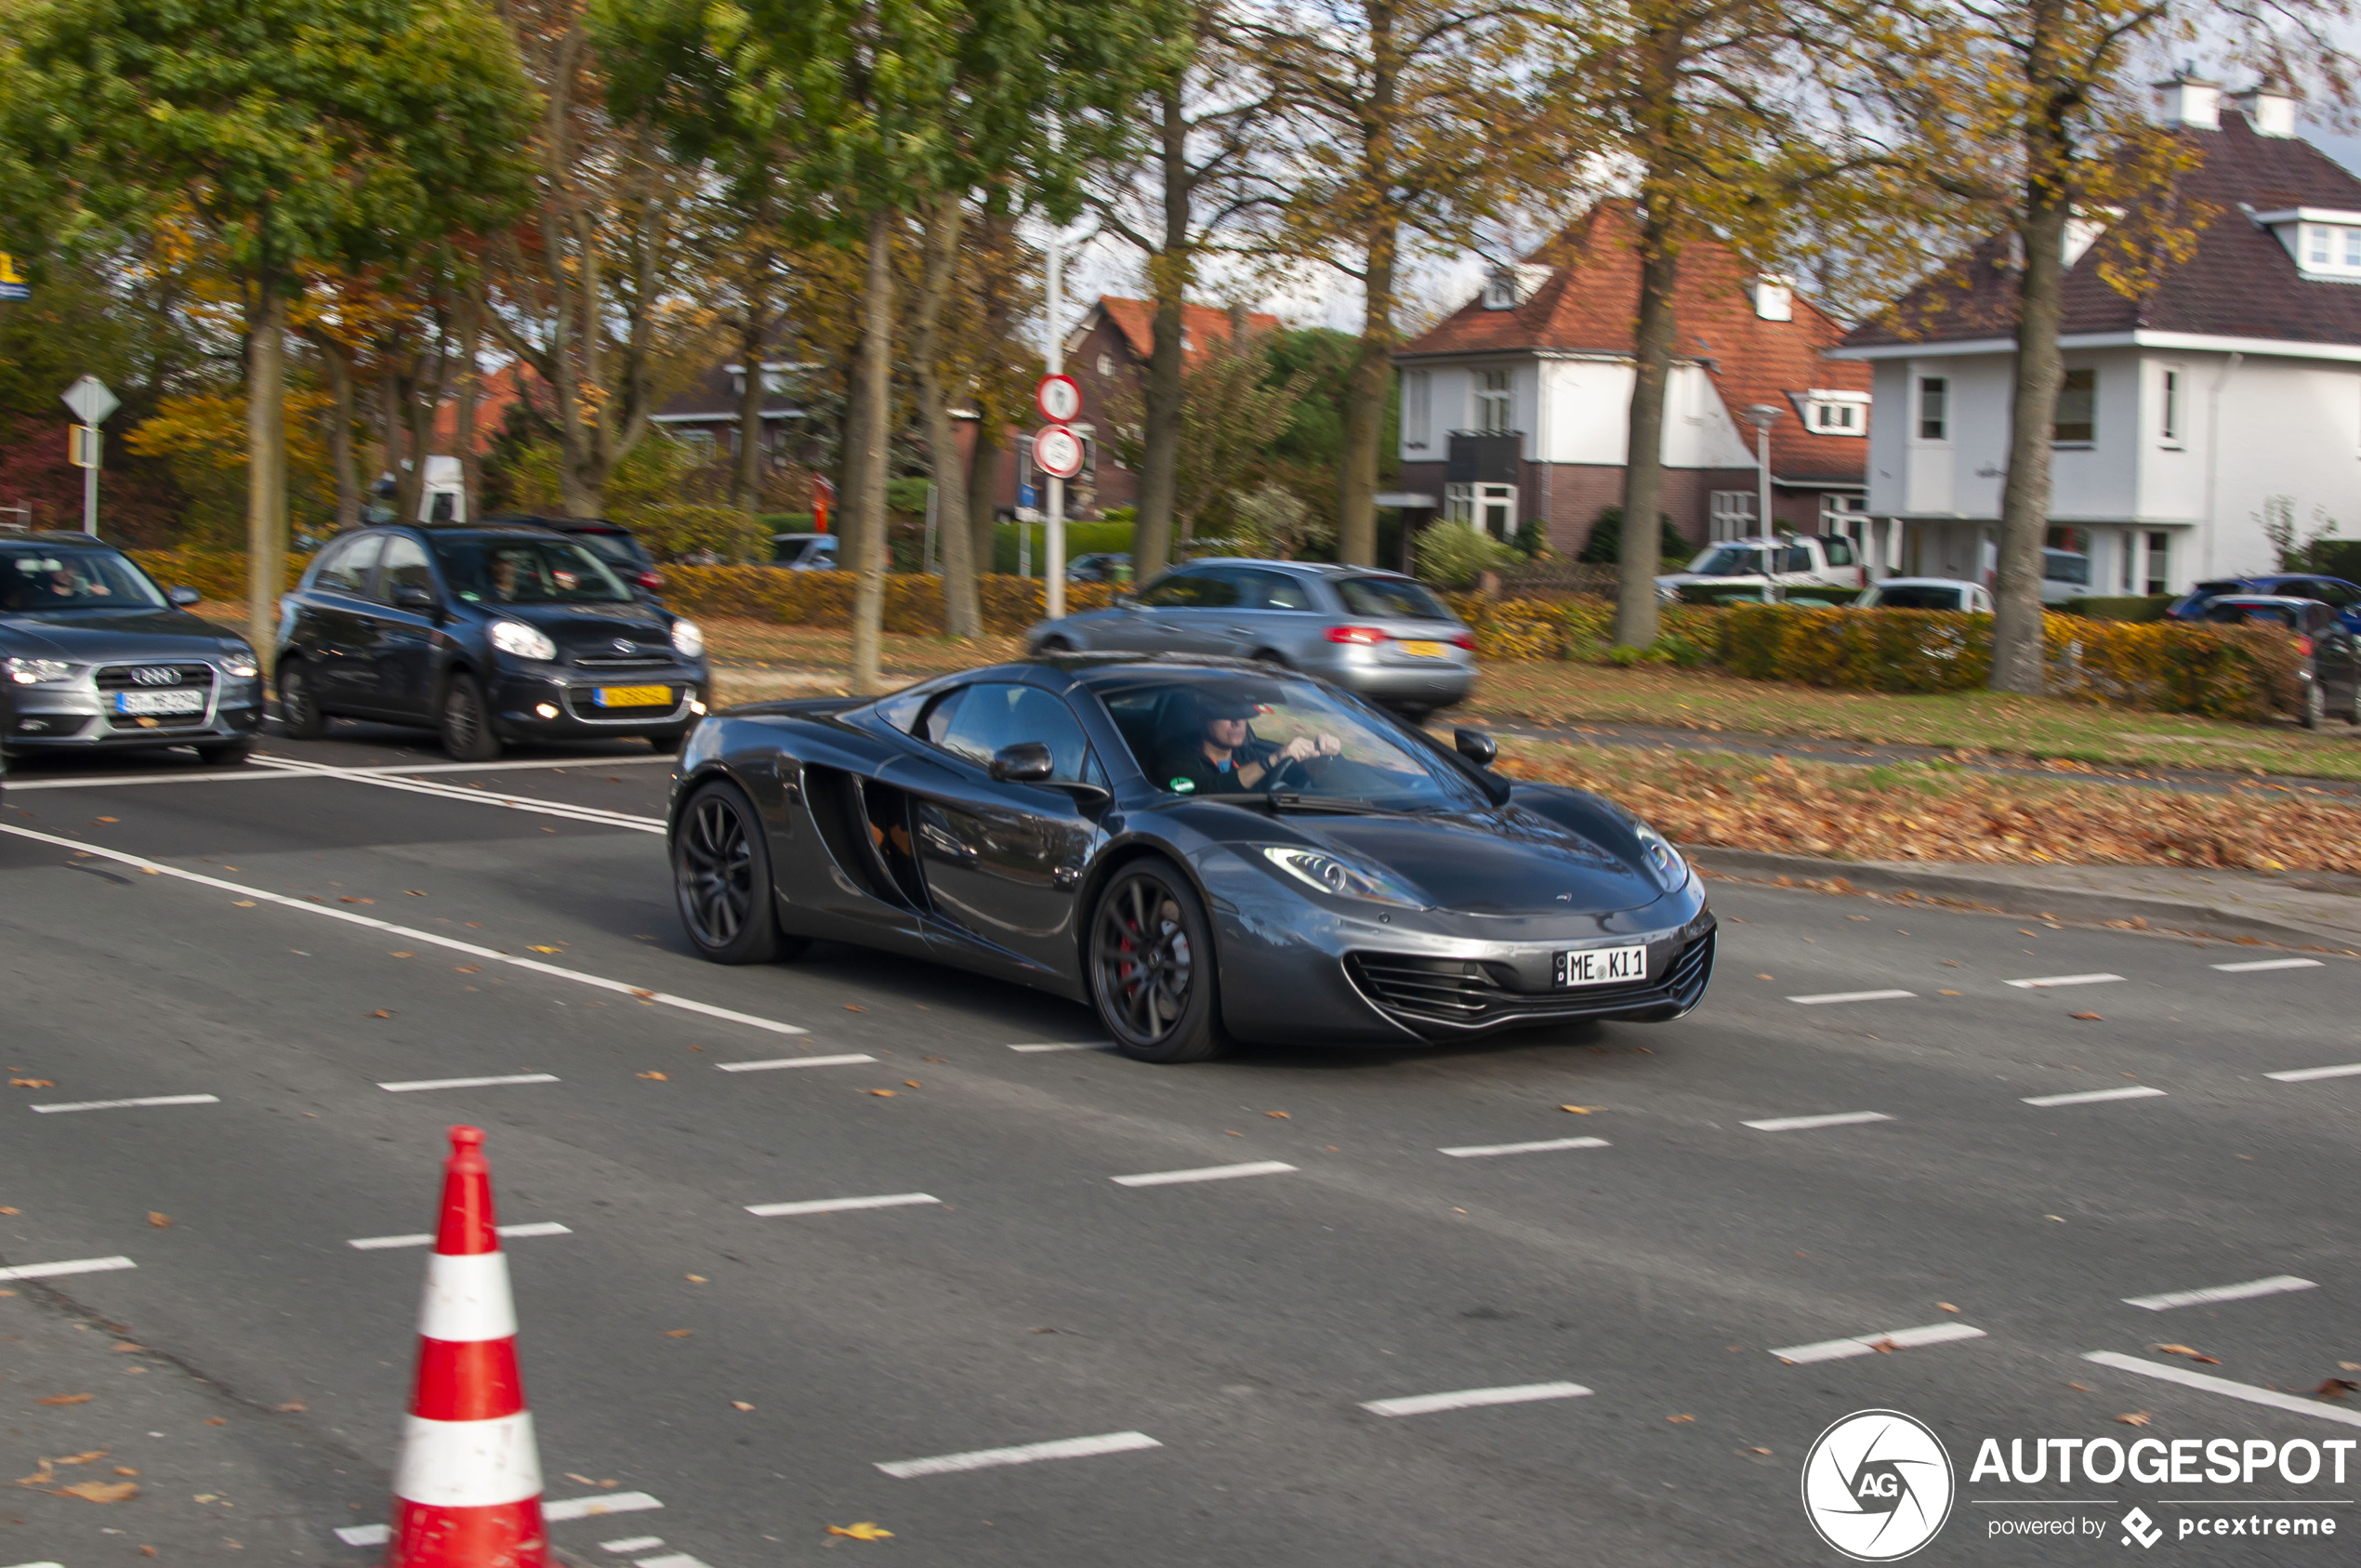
[2296,635,2314,657]
[638,568,664,592]
[1448,632,1475,650]
[1325,625,1388,645]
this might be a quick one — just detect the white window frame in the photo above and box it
[1447,481,1516,539]
[2158,363,2184,447]
[1404,370,1431,449]
[1481,267,1518,310]
[1475,368,1513,434]
[1708,491,1757,542]
[1805,399,1866,434]
[1915,376,1949,442]
[2052,366,2097,448]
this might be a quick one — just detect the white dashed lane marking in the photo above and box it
[2211,957,2324,972]
[1439,1137,1609,1158]
[1361,1381,1592,1416]
[377,1074,560,1093]
[2005,973,2124,989]
[248,756,666,832]
[2122,1275,2317,1311]
[1110,1161,1297,1187]
[1742,1112,1893,1132]
[2022,1086,2165,1108]
[716,1054,874,1072]
[0,1255,136,1283]
[877,1430,1162,1478]
[1787,989,1915,1006]
[630,1556,711,1568]
[30,1093,219,1113]
[348,1222,571,1250]
[2083,1351,2361,1430]
[2266,1062,2361,1082]
[600,1540,666,1556]
[1771,1323,1987,1364]
[745,1192,941,1218]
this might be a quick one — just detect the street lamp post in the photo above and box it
[1745,402,1783,604]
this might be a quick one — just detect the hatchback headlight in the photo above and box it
[490,619,558,662]
[1260,846,1426,908]
[670,618,705,658]
[1633,822,1687,891]
[5,657,73,685]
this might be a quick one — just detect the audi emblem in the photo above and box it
[131,666,182,687]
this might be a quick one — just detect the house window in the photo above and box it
[1097,351,1115,377]
[1806,399,1864,433]
[2144,531,2171,595]
[1819,494,1866,534]
[1917,376,1948,441]
[1708,491,1757,541]
[2159,365,2183,445]
[1475,369,1513,434]
[1481,267,1519,310]
[1750,277,1793,321]
[1446,482,1516,538]
[2053,367,2096,444]
[677,428,718,459]
[761,367,790,393]
[1404,370,1431,449]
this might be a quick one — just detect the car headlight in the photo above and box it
[1260,846,1426,908]
[490,619,558,662]
[669,618,705,658]
[5,657,73,685]
[1633,822,1687,891]
[217,641,259,679]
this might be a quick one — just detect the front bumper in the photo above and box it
[4,665,263,752]
[490,665,711,739]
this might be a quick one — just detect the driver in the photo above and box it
[1156,690,1339,796]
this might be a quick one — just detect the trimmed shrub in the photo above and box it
[615,504,768,564]
[1415,522,1521,587]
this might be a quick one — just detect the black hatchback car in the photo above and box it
[274,523,710,758]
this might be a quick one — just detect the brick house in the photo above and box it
[1393,202,1873,560]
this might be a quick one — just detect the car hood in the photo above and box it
[1286,807,1663,916]
[0,606,232,659]
[485,600,679,652]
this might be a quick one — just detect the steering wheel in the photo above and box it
[1260,753,1315,793]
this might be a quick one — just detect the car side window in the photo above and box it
[933,682,1102,784]
[314,534,382,595]
[1822,536,1855,568]
[378,534,435,601]
[1138,571,1234,609]
[1238,569,1312,611]
[1784,545,1813,573]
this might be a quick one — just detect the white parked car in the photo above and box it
[1854,577,1994,613]
[1655,534,1867,601]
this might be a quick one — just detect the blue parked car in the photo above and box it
[2170,573,2361,634]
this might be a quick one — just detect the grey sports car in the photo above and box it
[668,655,1714,1061]
[1,533,264,764]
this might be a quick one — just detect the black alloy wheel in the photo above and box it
[674,779,807,964]
[276,660,326,739]
[1088,859,1227,1062]
[439,672,502,761]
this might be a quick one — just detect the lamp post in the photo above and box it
[1745,402,1783,603]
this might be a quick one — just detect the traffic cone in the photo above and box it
[386,1126,547,1568]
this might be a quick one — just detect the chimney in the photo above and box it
[2231,82,2298,138]
[2152,66,2222,130]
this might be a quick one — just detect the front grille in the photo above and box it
[1348,930,1715,1028]
[94,663,215,691]
[572,652,672,669]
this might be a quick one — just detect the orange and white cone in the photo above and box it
[386,1126,547,1568]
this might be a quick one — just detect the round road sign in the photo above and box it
[1034,424,1086,481]
[1036,374,1081,423]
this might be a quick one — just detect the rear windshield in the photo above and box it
[1333,576,1452,622]
[1873,586,1966,611]
[434,537,634,605]
[0,545,167,612]
[2202,602,2298,629]
[570,532,650,568]
[2042,551,2091,586]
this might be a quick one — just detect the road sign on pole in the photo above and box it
[59,376,117,535]
[1035,374,1081,424]
[1034,424,1086,481]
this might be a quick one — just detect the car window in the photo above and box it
[2204,602,2296,629]
[930,682,1101,784]
[313,534,381,595]
[379,534,435,600]
[0,545,168,612]
[2302,579,2357,607]
[1138,570,1235,609]
[436,536,633,604]
[1822,536,1855,567]
[1221,568,1311,611]
[1871,585,1964,611]
[1783,545,1813,572]
[1333,576,1451,620]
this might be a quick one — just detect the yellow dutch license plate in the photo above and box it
[1398,640,1448,658]
[594,684,670,708]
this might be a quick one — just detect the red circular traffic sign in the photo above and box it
[1035,374,1081,423]
[1034,424,1086,481]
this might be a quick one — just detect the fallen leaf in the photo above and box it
[36,1393,94,1405]
[142,1545,156,1554]
[629,987,653,999]
[2070,1012,2104,1021]
[2116,1412,2152,1427]
[337,897,375,904]
[1755,972,1773,980]
[1558,1104,1595,1114]
[565,1472,595,1486]
[527,945,561,954]
[866,1088,897,1097]
[58,1480,138,1503]
[2154,1343,2223,1364]
[96,817,118,824]
[2045,1215,2066,1222]
[665,1329,693,1337]
[53,1451,107,1465]
[148,1212,173,1228]
[1749,1446,1773,1455]
[9,1078,54,1088]
[232,900,256,908]
[843,1004,866,1012]
[273,1400,307,1413]
[389,952,414,960]
[1936,1303,1959,1313]
[1224,1129,1242,1136]
[455,965,481,974]
[2068,1383,2092,1392]
[370,1009,392,1019]
[732,1401,754,1411]
[904,1080,923,1088]
[115,1467,138,1476]
[0,1206,17,1214]
[405,889,427,896]
[112,1342,143,1352]
[827,1523,893,1541]
[637,1072,668,1081]
[2341,1363,2361,1372]
[686,1274,707,1283]
[203,1417,225,1426]
[2314,1378,2360,1401]
[1666,1414,1695,1423]
[1869,1338,1900,1354]
[1938,989,1961,995]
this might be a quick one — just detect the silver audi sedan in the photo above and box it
[1025,559,1476,718]
[0,534,265,765]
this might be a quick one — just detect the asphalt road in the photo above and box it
[3,722,2357,1567]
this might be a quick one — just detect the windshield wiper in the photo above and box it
[1269,793,1414,816]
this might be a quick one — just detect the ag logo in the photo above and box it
[1800,1409,1954,1561]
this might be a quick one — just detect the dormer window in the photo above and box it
[1482,267,1519,310]
[2254,206,2361,280]
[1750,277,1792,321]
[1803,390,1867,434]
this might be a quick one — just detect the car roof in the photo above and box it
[4,532,125,547]
[399,523,570,542]
[1173,558,1418,580]
[2207,595,2316,607]
[1874,577,1980,589]
[771,533,832,543]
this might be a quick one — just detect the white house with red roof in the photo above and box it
[1393,202,1875,562]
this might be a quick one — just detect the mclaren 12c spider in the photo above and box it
[666,656,1715,1061]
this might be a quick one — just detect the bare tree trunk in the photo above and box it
[245,283,288,661]
[318,336,363,534]
[846,209,896,694]
[1616,205,1679,651]
[1338,216,1396,566]
[914,195,983,639]
[967,415,1002,580]
[455,299,482,522]
[733,252,772,513]
[1992,111,2071,693]
[1135,85,1192,585]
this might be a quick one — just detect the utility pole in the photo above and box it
[1746,403,1783,604]
[1043,231,1065,622]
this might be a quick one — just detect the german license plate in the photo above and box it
[594,684,671,709]
[1554,944,1647,987]
[1398,639,1448,658]
[113,689,205,716]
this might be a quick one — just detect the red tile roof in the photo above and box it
[1398,203,1869,482]
[1094,297,1285,367]
[1843,110,2361,349]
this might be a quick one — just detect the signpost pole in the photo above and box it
[83,435,98,535]
[1044,231,1065,621]
[59,376,120,538]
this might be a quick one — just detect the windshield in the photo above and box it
[2042,550,2091,586]
[2204,602,2298,629]
[1871,585,1966,611]
[1689,546,1767,577]
[1334,575,1452,621]
[0,546,168,612]
[1086,669,1491,810]
[569,532,648,568]
[435,537,633,605]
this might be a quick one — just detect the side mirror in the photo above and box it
[988,741,1055,784]
[389,583,437,613]
[1454,727,1497,767]
[167,585,202,607]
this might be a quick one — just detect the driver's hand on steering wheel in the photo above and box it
[1281,733,1342,762]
